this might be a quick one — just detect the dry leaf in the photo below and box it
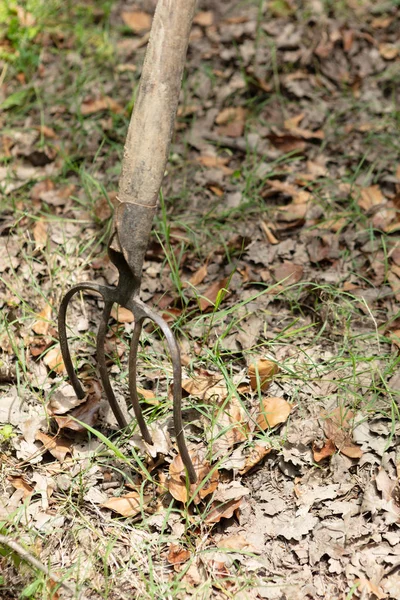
[167,544,191,568]
[239,443,272,474]
[205,497,242,524]
[54,383,101,431]
[313,439,336,462]
[209,185,224,197]
[216,534,258,552]
[32,304,52,335]
[35,125,57,139]
[264,179,298,198]
[199,277,229,311]
[35,431,72,462]
[137,387,158,405]
[215,107,246,138]
[256,397,292,430]
[189,264,208,286]
[248,359,279,391]
[379,44,398,60]
[81,96,124,116]
[276,202,308,222]
[8,476,33,498]
[33,220,48,249]
[30,179,55,201]
[122,11,152,32]
[111,306,134,323]
[16,6,36,27]
[182,374,227,403]
[358,185,385,211]
[196,154,233,175]
[323,407,363,459]
[355,578,387,600]
[209,397,249,456]
[272,262,304,286]
[168,450,219,504]
[284,113,304,130]
[267,133,306,153]
[102,491,143,517]
[43,346,65,374]
[193,11,214,27]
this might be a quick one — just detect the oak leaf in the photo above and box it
[256,397,292,430]
[248,359,279,391]
[102,491,143,517]
[168,450,219,504]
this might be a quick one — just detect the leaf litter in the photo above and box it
[1,0,400,597]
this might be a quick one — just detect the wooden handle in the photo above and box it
[118,0,197,207]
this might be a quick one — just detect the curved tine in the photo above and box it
[128,317,153,445]
[96,302,128,430]
[136,303,197,483]
[58,283,104,400]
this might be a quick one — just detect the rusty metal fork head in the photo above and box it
[57,203,197,483]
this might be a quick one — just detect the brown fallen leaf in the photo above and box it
[53,382,101,431]
[272,262,304,286]
[256,397,292,430]
[167,544,191,569]
[358,185,385,211]
[182,374,227,403]
[137,387,158,405]
[199,277,229,312]
[284,113,304,130]
[239,443,272,475]
[30,179,55,201]
[32,304,52,336]
[8,476,33,498]
[205,497,242,524]
[354,578,387,600]
[188,264,208,287]
[43,346,65,375]
[216,534,258,552]
[110,306,134,323]
[168,450,219,504]
[193,11,214,27]
[215,107,246,138]
[267,133,306,153]
[196,154,233,175]
[323,407,363,459]
[121,11,152,32]
[379,43,398,60]
[35,125,57,139]
[312,439,336,462]
[16,6,36,27]
[81,96,124,116]
[35,431,72,462]
[263,179,298,198]
[389,329,400,349]
[248,359,279,391]
[33,220,48,250]
[102,491,144,517]
[209,397,249,456]
[209,185,224,197]
[276,202,308,223]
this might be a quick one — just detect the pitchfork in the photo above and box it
[58,0,197,483]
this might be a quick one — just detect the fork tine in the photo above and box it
[128,316,153,445]
[96,301,128,429]
[141,305,197,484]
[58,285,89,400]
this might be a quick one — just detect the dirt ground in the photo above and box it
[1,0,400,598]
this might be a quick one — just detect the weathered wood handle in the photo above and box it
[118,0,197,208]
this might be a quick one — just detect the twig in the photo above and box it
[0,535,81,597]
